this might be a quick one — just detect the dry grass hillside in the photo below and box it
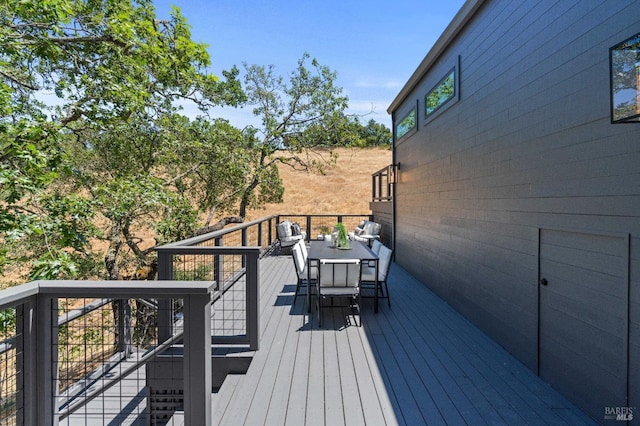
[245,147,391,220]
[1,147,390,287]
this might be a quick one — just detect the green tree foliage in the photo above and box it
[64,113,253,279]
[395,109,416,139]
[425,70,455,116]
[235,53,358,218]
[0,0,244,281]
[1,2,358,283]
[350,118,392,148]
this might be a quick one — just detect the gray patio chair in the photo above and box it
[316,258,361,327]
[299,236,309,259]
[360,244,392,308]
[371,239,383,255]
[291,240,317,303]
[348,220,381,244]
[277,220,306,253]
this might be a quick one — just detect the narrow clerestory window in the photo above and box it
[425,68,456,118]
[395,108,416,140]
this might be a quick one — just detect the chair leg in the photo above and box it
[316,290,322,327]
[307,279,316,313]
[317,293,363,327]
[354,295,361,327]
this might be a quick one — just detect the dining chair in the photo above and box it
[291,240,317,303]
[360,244,393,308]
[371,239,383,255]
[299,237,309,259]
[316,258,361,327]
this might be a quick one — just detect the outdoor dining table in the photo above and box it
[306,239,380,313]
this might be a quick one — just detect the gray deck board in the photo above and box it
[347,325,395,425]
[211,254,597,425]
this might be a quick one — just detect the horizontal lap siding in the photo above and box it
[393,0,640,405]
[370,201,393,245]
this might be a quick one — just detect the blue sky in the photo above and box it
[152,1,466,129]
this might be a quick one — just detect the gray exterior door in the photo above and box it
[538,229,629,421]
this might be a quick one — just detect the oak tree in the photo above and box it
[0,0,243,281]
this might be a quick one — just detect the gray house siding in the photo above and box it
[370,200,393,245]
[389,0,640,421]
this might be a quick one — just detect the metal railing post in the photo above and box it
[182,292,212,426]
[19,298,37,425]
[157,251,174,343]
[36,294,58,426]
[116,299,132,355]
[387,165,393,201]
[214,236,223,292]
[242,228,248,267]
[246,251,260,351]
[372,173,377,202]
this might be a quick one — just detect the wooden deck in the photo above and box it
[210,254,597,425]
[60,252,597,425]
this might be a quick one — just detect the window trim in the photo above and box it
[610,32,640,124]
[395,107,417,141]
[423,56,460,125]
[425,67,456,118]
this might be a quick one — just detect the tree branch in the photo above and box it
[0,70,38,90]
[45,35,128,48]
[122,222,145,259]
[61,106,83,125]
[164,162,207,187]
[194,216,244,236]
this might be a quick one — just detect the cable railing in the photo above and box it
[276,214,372,241]
[154,215,279,349]
[0,219,269,425]
[0,280,214,425]
[0,213,380,425]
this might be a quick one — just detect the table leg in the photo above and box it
[374,259,379,313]
[307,278,311,313]
[307,258,312,313]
